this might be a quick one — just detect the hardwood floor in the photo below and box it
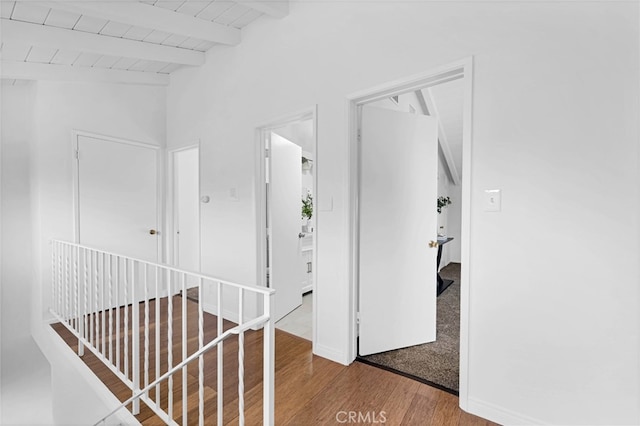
[52,295,496,425]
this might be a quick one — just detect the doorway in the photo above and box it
[348,59,473,400]
[256,107,317,343]
[168,145,201,276]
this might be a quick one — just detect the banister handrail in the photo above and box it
[51,239,275,425]
[95,314,270,425]
[50,239,275,296]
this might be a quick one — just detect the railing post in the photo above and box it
[131,259,140,415]
[76,246,84,356]
[263,292,275,426]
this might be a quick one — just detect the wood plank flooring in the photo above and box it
[52,295,496,425]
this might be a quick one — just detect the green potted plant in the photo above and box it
[301,193,313,232]
[437,196,451,214]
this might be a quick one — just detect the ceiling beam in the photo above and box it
[241,0,289,18]
[416,89,461,186]
[37,0,240,45]
[1,60,169,85]
[2,19,204,66]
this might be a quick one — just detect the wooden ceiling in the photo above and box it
[0,1,288,85]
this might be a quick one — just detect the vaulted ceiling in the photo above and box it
[0,0,288,86]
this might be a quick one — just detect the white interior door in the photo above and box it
[268,132,303,322]
[173,147,200,274]
[358,105,439,356]
[77,135,159,262]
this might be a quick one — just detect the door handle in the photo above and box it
[149,229,158,235]
[428,240,439,248]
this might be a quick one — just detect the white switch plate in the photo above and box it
[229,187,239,201]
[484,189,501,212]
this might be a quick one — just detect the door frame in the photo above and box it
[255,106,318,346]
[71,130,164,263]
[346,57,474,407]
[166,143,201,270]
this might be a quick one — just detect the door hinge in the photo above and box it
[357,130,362,142]
[356,312,361,324]
[74,149,79,160]
[265,148,270,158]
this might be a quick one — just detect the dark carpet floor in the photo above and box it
[358,262,461,394]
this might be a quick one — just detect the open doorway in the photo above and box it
[168,145,201,277]
[348,60,472,398]
[256,108,317,343]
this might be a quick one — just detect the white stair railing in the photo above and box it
[49,240,275,425]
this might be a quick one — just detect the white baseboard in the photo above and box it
[313,343,349,366]
[466,397,547,425]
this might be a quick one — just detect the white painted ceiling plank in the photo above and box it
[25,45,58,63]
[192,40,216,52]
[161,34,188,47]
[177,37,205,50]
[122,26,153,41]
[128,59,152,71]
[176,1,210,18]
[1,2,17,19]
[11,2,51,24]
[143,30,172,44]
[44,8,81,29]
[240,0,288,18]
[40,1,240,45]
[196,1,233,22]
[231,8,262,28]
[72,14,108,33]
[73,52,102,67]
[50,49,80,65]
[0,43,32,61]
[100,21,133,38]
[3,20,205,66]
[1,60,169,85]
[214,4,250,26]
[110,56,138,70]
[154,1,185,12]
[142,60,169,73]
[157,62,182,74]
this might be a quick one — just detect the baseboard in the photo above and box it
[314,343,349,365]
[466,397,547,425]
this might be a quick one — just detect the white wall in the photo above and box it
[0,82,55,424]
[167,2,639,424]
[30,81,166,335]
[4,80,166,424]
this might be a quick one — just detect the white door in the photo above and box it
[268,132,303,322]
[358,105,439,356]
[173,147,200,273]
[77,135,159,262]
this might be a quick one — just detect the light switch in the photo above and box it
[484,189,501,212]
[229,187,239,201]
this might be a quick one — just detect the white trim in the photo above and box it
[1,60,170,86]
[166,143,201,271]
[346,57,474,409]
[255,105,318,351]
[466,397,548,425]
[71,130,164,263]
